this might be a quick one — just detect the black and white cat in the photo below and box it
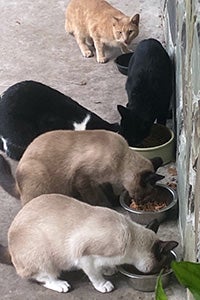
[117,38,173,146]
[0,81,119,160]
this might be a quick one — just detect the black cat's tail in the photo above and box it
[0,154,20,199]
[0,245,12,265]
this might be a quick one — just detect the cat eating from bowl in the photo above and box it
[0,194,178,293]
[118,38,173,146]
[0,130,164,207]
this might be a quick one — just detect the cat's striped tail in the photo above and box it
[0,154,20,199]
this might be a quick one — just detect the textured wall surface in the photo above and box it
[162,0,200,265]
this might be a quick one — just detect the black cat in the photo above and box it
[0,80,119,160]
[117,38,173,146]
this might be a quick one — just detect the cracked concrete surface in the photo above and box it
[0,0,185,299]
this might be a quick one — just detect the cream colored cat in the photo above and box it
[0,130,163,207]
[0,194,178,293]
[65,0,139,63]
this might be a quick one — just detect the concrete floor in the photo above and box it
[0,0,186,299]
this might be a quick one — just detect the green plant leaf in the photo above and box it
[155,271,168,300]
[171,261,200,300]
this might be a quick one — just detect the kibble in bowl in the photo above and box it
[119,183,177,225]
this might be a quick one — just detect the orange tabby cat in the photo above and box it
[65,0,139,63]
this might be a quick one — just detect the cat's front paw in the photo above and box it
[43,279,71,293]
[83,50,94,58]
[97,56,108,63]
[94,280,114,293]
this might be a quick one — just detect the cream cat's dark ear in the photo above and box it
[141,171,164,186]
[154,240,178,255]
[130,14,140,26]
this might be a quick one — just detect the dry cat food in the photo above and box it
[129,186,171,211]
[166,181,177,190]
[137,124,171,148]
[130,199,167,211]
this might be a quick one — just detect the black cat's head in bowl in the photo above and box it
[117,105,152,146]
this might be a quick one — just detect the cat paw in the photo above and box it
[83,50,94,58]
[97,56,108,63]
[43,279,71,293]
[94,280,114,293]
[102,266,117,276]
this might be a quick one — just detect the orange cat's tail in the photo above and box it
[0,154,20,199]
[0,245,12,265]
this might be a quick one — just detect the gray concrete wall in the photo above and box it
[162,0,200,273]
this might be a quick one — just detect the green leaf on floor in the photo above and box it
[171,261,200,300]
[155,271,168,300]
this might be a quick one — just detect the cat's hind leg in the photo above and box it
[77,180,112,207]
[74,33,94,58]
[86,37,94,47]
[78,256,114,293]
[33,272,71,293]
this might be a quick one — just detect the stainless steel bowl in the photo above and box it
[119,183,177,225]
[118,251,176,292]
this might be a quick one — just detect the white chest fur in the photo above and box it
[73,114,91,130]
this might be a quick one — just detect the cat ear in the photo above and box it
[146,219,160,233]
[130,14,140,26]
[117,105,128,118]
[141,171,164,186]
[150,157,163,171]
[155,240,178,255]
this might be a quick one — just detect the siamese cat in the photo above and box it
[0,130,163,207]
[118,38,173,146]
[0,193,178,293]
[65,0,139,63]
[0,80,119,161]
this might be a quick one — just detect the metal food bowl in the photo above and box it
[114,52,134,75]
[118,251,176,292]
[129,124,175,165]
[119,184,177,225]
